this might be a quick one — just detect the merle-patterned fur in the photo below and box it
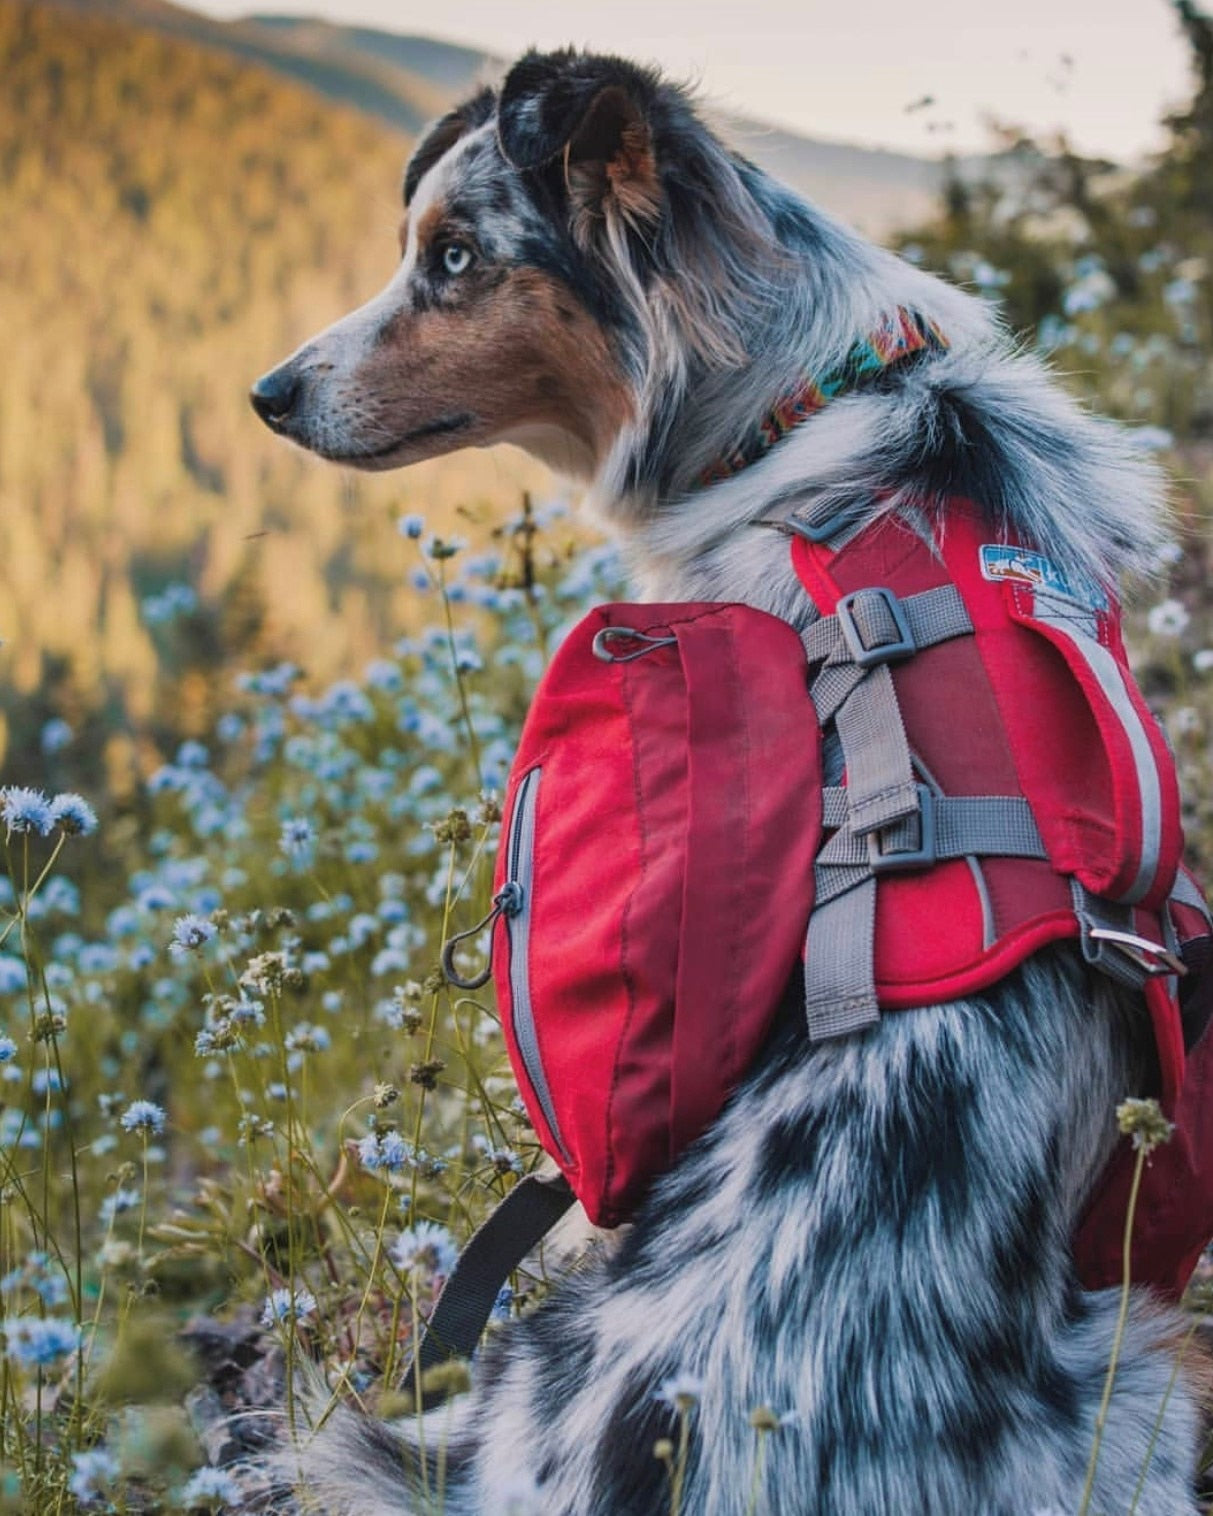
[253,50,1201,1515]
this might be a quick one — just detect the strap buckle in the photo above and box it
[784,507,856,544]
[836,587,916,668]
[1086,927,1187,978]
[867,785,936,874]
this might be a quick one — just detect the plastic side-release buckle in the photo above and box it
[836,587,916,668]
[867,784,936,874]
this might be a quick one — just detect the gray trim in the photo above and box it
[505,767,571,1163]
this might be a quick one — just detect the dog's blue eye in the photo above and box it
[442,243,473,276]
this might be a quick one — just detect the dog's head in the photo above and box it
[250,51,767,483]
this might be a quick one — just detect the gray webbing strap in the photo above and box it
[834,664,918,834]
[409,1173,575,1376]
[804,877,880,1040]
[815,793,1047,889]
[801,583,976,1039]
[1071,881,1156,991]
[806,793,1050,1039]
[1171,868,1212,925]
[804,586,973,835]
[801,584,973,675]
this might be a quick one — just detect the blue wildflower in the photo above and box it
[3,1317,81,1366]
[48,792,98,836]
[260,1286,317,1330]
[0,787,53,836]
[69,1448,120,1501]
[0,1035,16,1063]
[398,513,426,539]
[169,914,216,957]
[180,1465,241,1508]
[378,1131,410,1171]
[279,816,317,865]
[391,1220,457,1278]
[40,718,73,756]
[119,1100,166,1136]
[176,740,210,769]
[0,956,26,995]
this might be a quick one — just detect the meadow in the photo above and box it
[1,0,1213,1510]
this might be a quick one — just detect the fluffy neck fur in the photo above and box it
[581,152,1166,605]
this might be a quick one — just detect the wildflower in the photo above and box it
[357,1133,385,1171]
[654,1373,705,1413]
[47,792,98,836]
[374,1082,400,1108]
[1194,650,1213,674]
[40,718,73,755]
[285,1023,331,1055]
[0,1035,16,1063]
[170,914,216,958]
[3,1316,81,1366]
[1116,1097,1175,1154]
[120,1100,167,1136]
[410,1059,445,1090]
[0,786,53,836]
[392,1220,457,1278]
[261,1286,317,1330]
[1147,598,1190,638]
[0,956,25,994]
[194,1021,238,1057]
[240,952,289,995]
[180,1465,242,1508]
[279,816,317,864]
[378,1131,410,1171]
[100,1187,141,1223]
[68,1448,120,1501]
[399,513,426,539]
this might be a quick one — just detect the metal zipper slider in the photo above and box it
[441,882,523,990]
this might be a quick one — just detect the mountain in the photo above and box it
[0,0,542,785]
[42,0,948,235]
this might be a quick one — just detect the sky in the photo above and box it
[187,0,1199,161]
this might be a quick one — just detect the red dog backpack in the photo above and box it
[427,497,1213,1372]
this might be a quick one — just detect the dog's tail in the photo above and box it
[272,1364,479,1516]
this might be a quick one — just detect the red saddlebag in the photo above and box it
[445,601,822,1228]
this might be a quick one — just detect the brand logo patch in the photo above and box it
[979,545,1106,610]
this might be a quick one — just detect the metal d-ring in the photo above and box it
[591,627,679,664]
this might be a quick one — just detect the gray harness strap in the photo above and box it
[800,583,1058,1041]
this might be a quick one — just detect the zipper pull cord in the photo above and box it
[441,882,523,990]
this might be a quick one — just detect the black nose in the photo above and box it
[250,367,301,426]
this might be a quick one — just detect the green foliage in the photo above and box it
[0,0,543,795]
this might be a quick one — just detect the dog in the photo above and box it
[250,49,1204,1516]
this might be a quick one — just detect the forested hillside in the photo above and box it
[0,0,542,790]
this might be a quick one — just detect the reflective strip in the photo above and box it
[1032,591,1163,905]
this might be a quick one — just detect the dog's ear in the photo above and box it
[498,51,661,232]
[404,87,496,207]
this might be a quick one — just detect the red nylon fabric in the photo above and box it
[491,602,822,1226]
[789,504,1184,1004]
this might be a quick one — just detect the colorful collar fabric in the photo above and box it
[697,309,949,488]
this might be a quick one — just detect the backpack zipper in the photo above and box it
[504,767,571,1163]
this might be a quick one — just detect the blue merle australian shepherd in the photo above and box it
[250,48,1205,1516]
